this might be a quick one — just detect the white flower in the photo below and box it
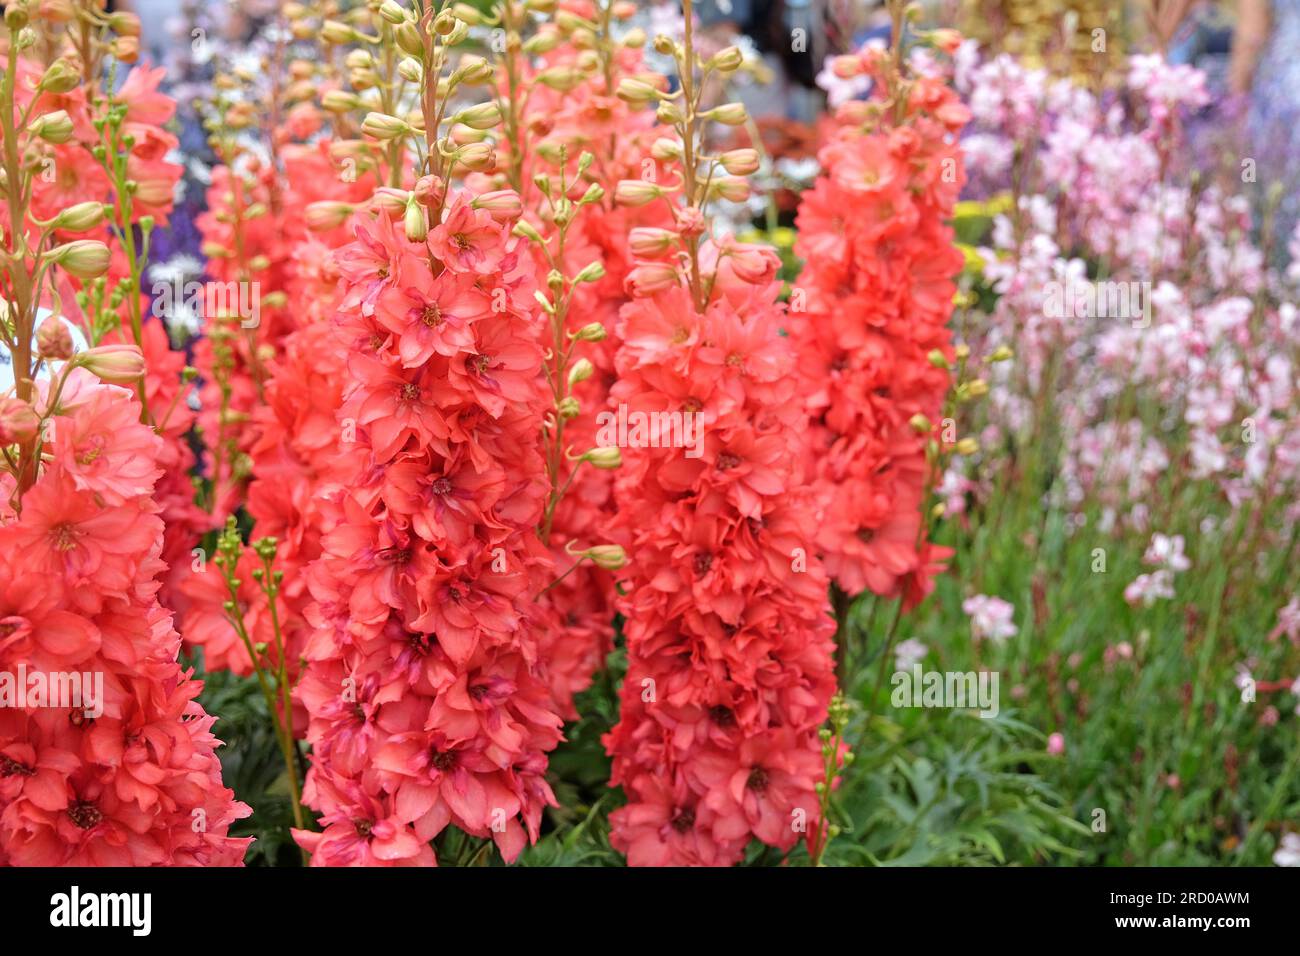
[1124,569,1175,607]
[1274,832,1300,867]
[962,595,1018,643]
[814,56,870,108]
[1143,533,1191,573]
[893,638,928,672]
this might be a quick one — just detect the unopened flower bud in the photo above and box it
[710,176,751,202]
[615,180,664,206]
[322,90,363,113]
[582,446,622,469]
[395,21,424,56]
[47,239,110,278]
[568,358,594,387]
[36,320,73,360]
[453,142,495,171]
[557,396,580,419]
[4,4,28,30]
[650,137,682,162]
[32,110,75,144]
[451,2,486,23]
[927,349,950,368]
[367,188,411,215]
[655,102,684,125]
[628,227,677,257]
[378,0,408,24]
[702,102,748,126]
[625,261,679,296]
[472,189,522,222]
[908,413,932,433]
[454,102,502,130]
[955,437,979,455]
[616,77,660,104]
[709,45,744,72]
[452,55,493,85]
[37,59,79,94]
[584,544,627,570]
[51,201,106,232]
[107,11,141,35]
[536,66,583,92]
[990,345,1014,362]
[397,57,424,84]
[361,112,410,140]
[404,197,428,241]
[719,148,760,176]
[0,396,39,444]
[572,322,606,342]
[574,261,606,284]
[304,201,355,230]
[320,19,357,44]
[76,344,144,384]
[512,220,544,242]
[523,31,562,55]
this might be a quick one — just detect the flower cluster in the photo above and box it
[603,275,839,865]
[289,191,566,865]
[0,370,250,866]
[792,39,970,606]
[600,22,838,866]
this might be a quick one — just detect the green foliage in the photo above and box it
[190,653,304,867]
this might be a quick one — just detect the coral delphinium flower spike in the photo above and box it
[791,3,970,609]
[291,0,563,866]
[0,0,250,865]
[601,0,838,866]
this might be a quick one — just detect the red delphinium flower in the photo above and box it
[602,249,838,865]
[291,191,564,865]
[791,45,970,606]
[0,371,251,866]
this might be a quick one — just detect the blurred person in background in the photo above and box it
[694,0,831,120]
[1229,0,1300,260]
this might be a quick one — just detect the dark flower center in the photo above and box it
[693,552,713,577]
[0,755,34,777]
[709,706,736,728]
[746,767,770,794]
[431,750,457,772]
[68,802,102,830]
